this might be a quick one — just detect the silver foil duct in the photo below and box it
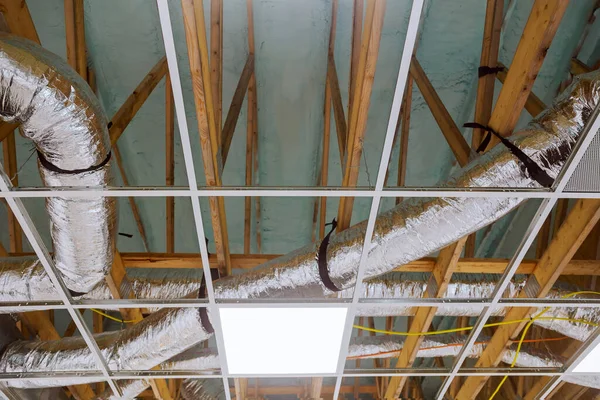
[214,71,600,300]
[0,259,597,341]
[349,335,600,389]
[0,34,116,293]
[0,307,211,388]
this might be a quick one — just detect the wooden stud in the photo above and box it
[328,56,346,162]
[74,0,86,80]
[410,56,471,167]
[0,0,40,42]
[0,122,18,143]
[496,63,546,117]
[109,57,168,146]
[385,237,468,398]
[182,0,232,274]
[471,0,503,147]
[19,311,96,399]
[221,54,254,164]
[455,199,600,399]
[3,131,22,252]
[64,0,76,70]
[348,0,364,121]
[166,75,175,253]
[553,199,569,238]
[337,0,385,231]
[235,378,248,400]
[486,0,568,147]
[210,0,223,138]
[92,311,105,394]
[244,0,256,254]
[396,74,413,204]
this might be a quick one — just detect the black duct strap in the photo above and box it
[478,65,505,78]
[38,151,112,175]
[464,122,554,188]
[316,218,342,292]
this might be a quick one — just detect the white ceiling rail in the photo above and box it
[331,0,426,397]
[155,1,232,398]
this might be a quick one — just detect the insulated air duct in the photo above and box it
[0,35,599,395]
[0,34,116,294]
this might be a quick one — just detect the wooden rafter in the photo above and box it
[348,0,364,120]
[221,54,254,164]
[234,377,248,400]
[337,0,385,231]
[571,58,592,75]
[328,55,347,162]
[455,199,600,399]
[410,56,471,167]
[396,74,413,203]
[496,63,546,117]
[385,237,468,397]
[244,0,260,254]
[109,57,168,145]
[485,0,568,148]
[210,0,223,139]
[181,0,232,275]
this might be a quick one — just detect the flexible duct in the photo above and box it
[348,335,600,390]
[214,71,600,299]
[1,258,597,342]
[0,307,212,388]
[0,40,599,394]
[0,34,116,294]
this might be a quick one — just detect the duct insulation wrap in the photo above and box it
[0,258,597,342]
[348,335,600,390]
[0,308,212,388]
[0,34,116,294]
[214,70,600,299]
[94,346,220,400]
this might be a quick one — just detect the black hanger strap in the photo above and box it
[316,218,342,292]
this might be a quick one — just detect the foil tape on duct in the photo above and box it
[0,308,212,388]
[348,335,600,389]
[0,34,116,293]
[214,71,600,300]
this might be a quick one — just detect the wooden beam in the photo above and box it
[472,0,503,154]
[114,146,150,252]
[455,199,600,399]
[496,63,546,117]
[486,0,568,147]
[74,0,86,80]
[348,0,363,121]
[410,56,471,167]
[337,0,385,231]
[309,377,324,400]
[571,58,592,75]
[19,311,95,399]
[234,378,248,400]
[243,0,256,254]
[109,57,168,146]
[0,0,40,42]
[182,0,232,275]
[221,54,254,165]
[396,73,413,202]
[385,237,468,398]
[210,0,223,138]
[64,0,76,69]
[166,74,175,253]
[328,56,346,162]
[0,122,18,143]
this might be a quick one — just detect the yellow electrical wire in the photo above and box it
[488,290,600,399]
[351,290,600,400]
[90,308,137,324]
